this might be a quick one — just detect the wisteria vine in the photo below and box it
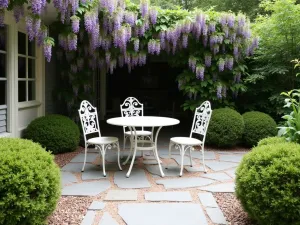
[0,0,258,105]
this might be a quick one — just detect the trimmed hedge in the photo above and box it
[0,138,61,225]
[257,136,286,147]
[206,108,244,147]
[24,114,80,154]
[236,142,300,225]
[242,111,277,147]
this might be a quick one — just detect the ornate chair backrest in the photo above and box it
[120,97,144,133]
[190,101,212,143]
[78,100,101,142]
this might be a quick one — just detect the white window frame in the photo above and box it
[17,31,37,103]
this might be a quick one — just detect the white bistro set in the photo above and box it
[78,97,212,178]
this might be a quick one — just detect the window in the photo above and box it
[0,26,7,133]
[18,32,36,102]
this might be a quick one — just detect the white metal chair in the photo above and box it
[120,97,152,165]
[78,100,122,177]
[168,101,212,176]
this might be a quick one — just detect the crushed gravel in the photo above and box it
[54,147,83,167]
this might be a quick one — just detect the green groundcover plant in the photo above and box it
[236,142,300,225]
[0,138,61,225]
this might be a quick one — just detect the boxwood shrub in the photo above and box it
[242,111,277,147]
[257,136,286,147]
[236,142,300,225]
[0,138,61,225]
[24,114,80,154]
[206,108,244,147]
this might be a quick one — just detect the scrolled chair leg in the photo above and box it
[179,144,185,177]
[82,144,88,172]
[117,142,122,171]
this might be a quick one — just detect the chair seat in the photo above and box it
[125,130,152,136]
[170,137,202,146]
[87,137,118,145]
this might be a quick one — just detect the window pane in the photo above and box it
[28,59,35,78]
[28,39,35,57]
[18,81,26,102]
[18,32,26,55]
[28,81,35,101]
[0,54,5,78]
[0,26,6,51]
[18,57,26,78]
[0,81,6,105]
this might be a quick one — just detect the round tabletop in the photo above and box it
[107,116,180,127]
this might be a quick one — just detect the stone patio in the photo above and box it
[59,147,247,225]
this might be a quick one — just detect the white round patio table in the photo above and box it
[107,116,180,178]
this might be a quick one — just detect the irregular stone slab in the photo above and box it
[156,177,215,189]
[61,171,78,186]
[82,170,108,180]
[184,166,205,172]
[160,155,194,166]
[88,201,106,210]
[219,154,244,163]
[145,163,180,177]
[143,159,160,165]
[199,183,235,193]
[191,151,217,160]
[218,151,247,155]
[71,153,98,163]
[202,172,232,181]
[206,207,227,224]
[114,169,151,188]
[61,163,97,173]
[105,190,138,201]
[145,192,192,202]
[118,203,208,225]
[198,193,218,208]
[205,161,238,171]
[81,211,96,225]
[62,180,111,196]
[99,212,119,225]
[225,168,236,179]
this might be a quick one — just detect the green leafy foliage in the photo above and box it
[0,138,61,225]
[206,108,244,147]
[242,111,277,146]
[236,142,300,225]
[257,136,286,147]
[278,89,300,143]
[24,114,80,154]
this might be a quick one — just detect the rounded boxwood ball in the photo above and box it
[242,111,277,147]
[236,142,300,225]
[257,136,286,147]
[0,138,61,225]
[24,114,80,154]
[206,108,244,147]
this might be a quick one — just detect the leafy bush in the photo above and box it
[206,108,244,147]
[24,114,80,154]
[236,142,300,225]
[0,138,61,225]
[242,111,277,146]
[257,136,286,147]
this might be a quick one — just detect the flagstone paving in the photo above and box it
[60,148,247,225]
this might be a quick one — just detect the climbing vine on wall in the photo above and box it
[1,0,258,112]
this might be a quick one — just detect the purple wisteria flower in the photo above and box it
[68,33,77,51]
[218,58,225,72]
[84,11,97,34]
[71,16,80,33]
[210,35,218,47]
[125,25,132,42]
[155,41,161,55]
[182,20,191,33]
[148,39,156,54]
[118,55,124,67]
[149,7,158,24]
[0,9,4,27]
[188,56,197,72]
[222,26,229,38]
[182,34,188,48]
[159,31,165,43]
[43,42,52,62]
[119,0,126,10]
[26,16,35,41]
[217,85,222,99]
[13,5,24,23]
[70,0,79,14]
[202,24,208,36]
[222,86,227,98]
[105,52,111,65]
[196,65,205,80]
[124,11,136,26]
[233,44,239,58]
[227,14,235,28]
[31,0,45,15]
[132,54,138,66]
[202,36,208,47]
[134,38,139,52]
[220,14,227,26]
[204,54,212,67]
[124,52,130,65]
[237,14,246,27]
[140,0,149,18]
[234,72,241,83]
[208,22,216,33]
[0,0,8,8]
[138,53,147,66]
[225,56,234,70]
[33,18,41,37]
[37,26,47,46]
